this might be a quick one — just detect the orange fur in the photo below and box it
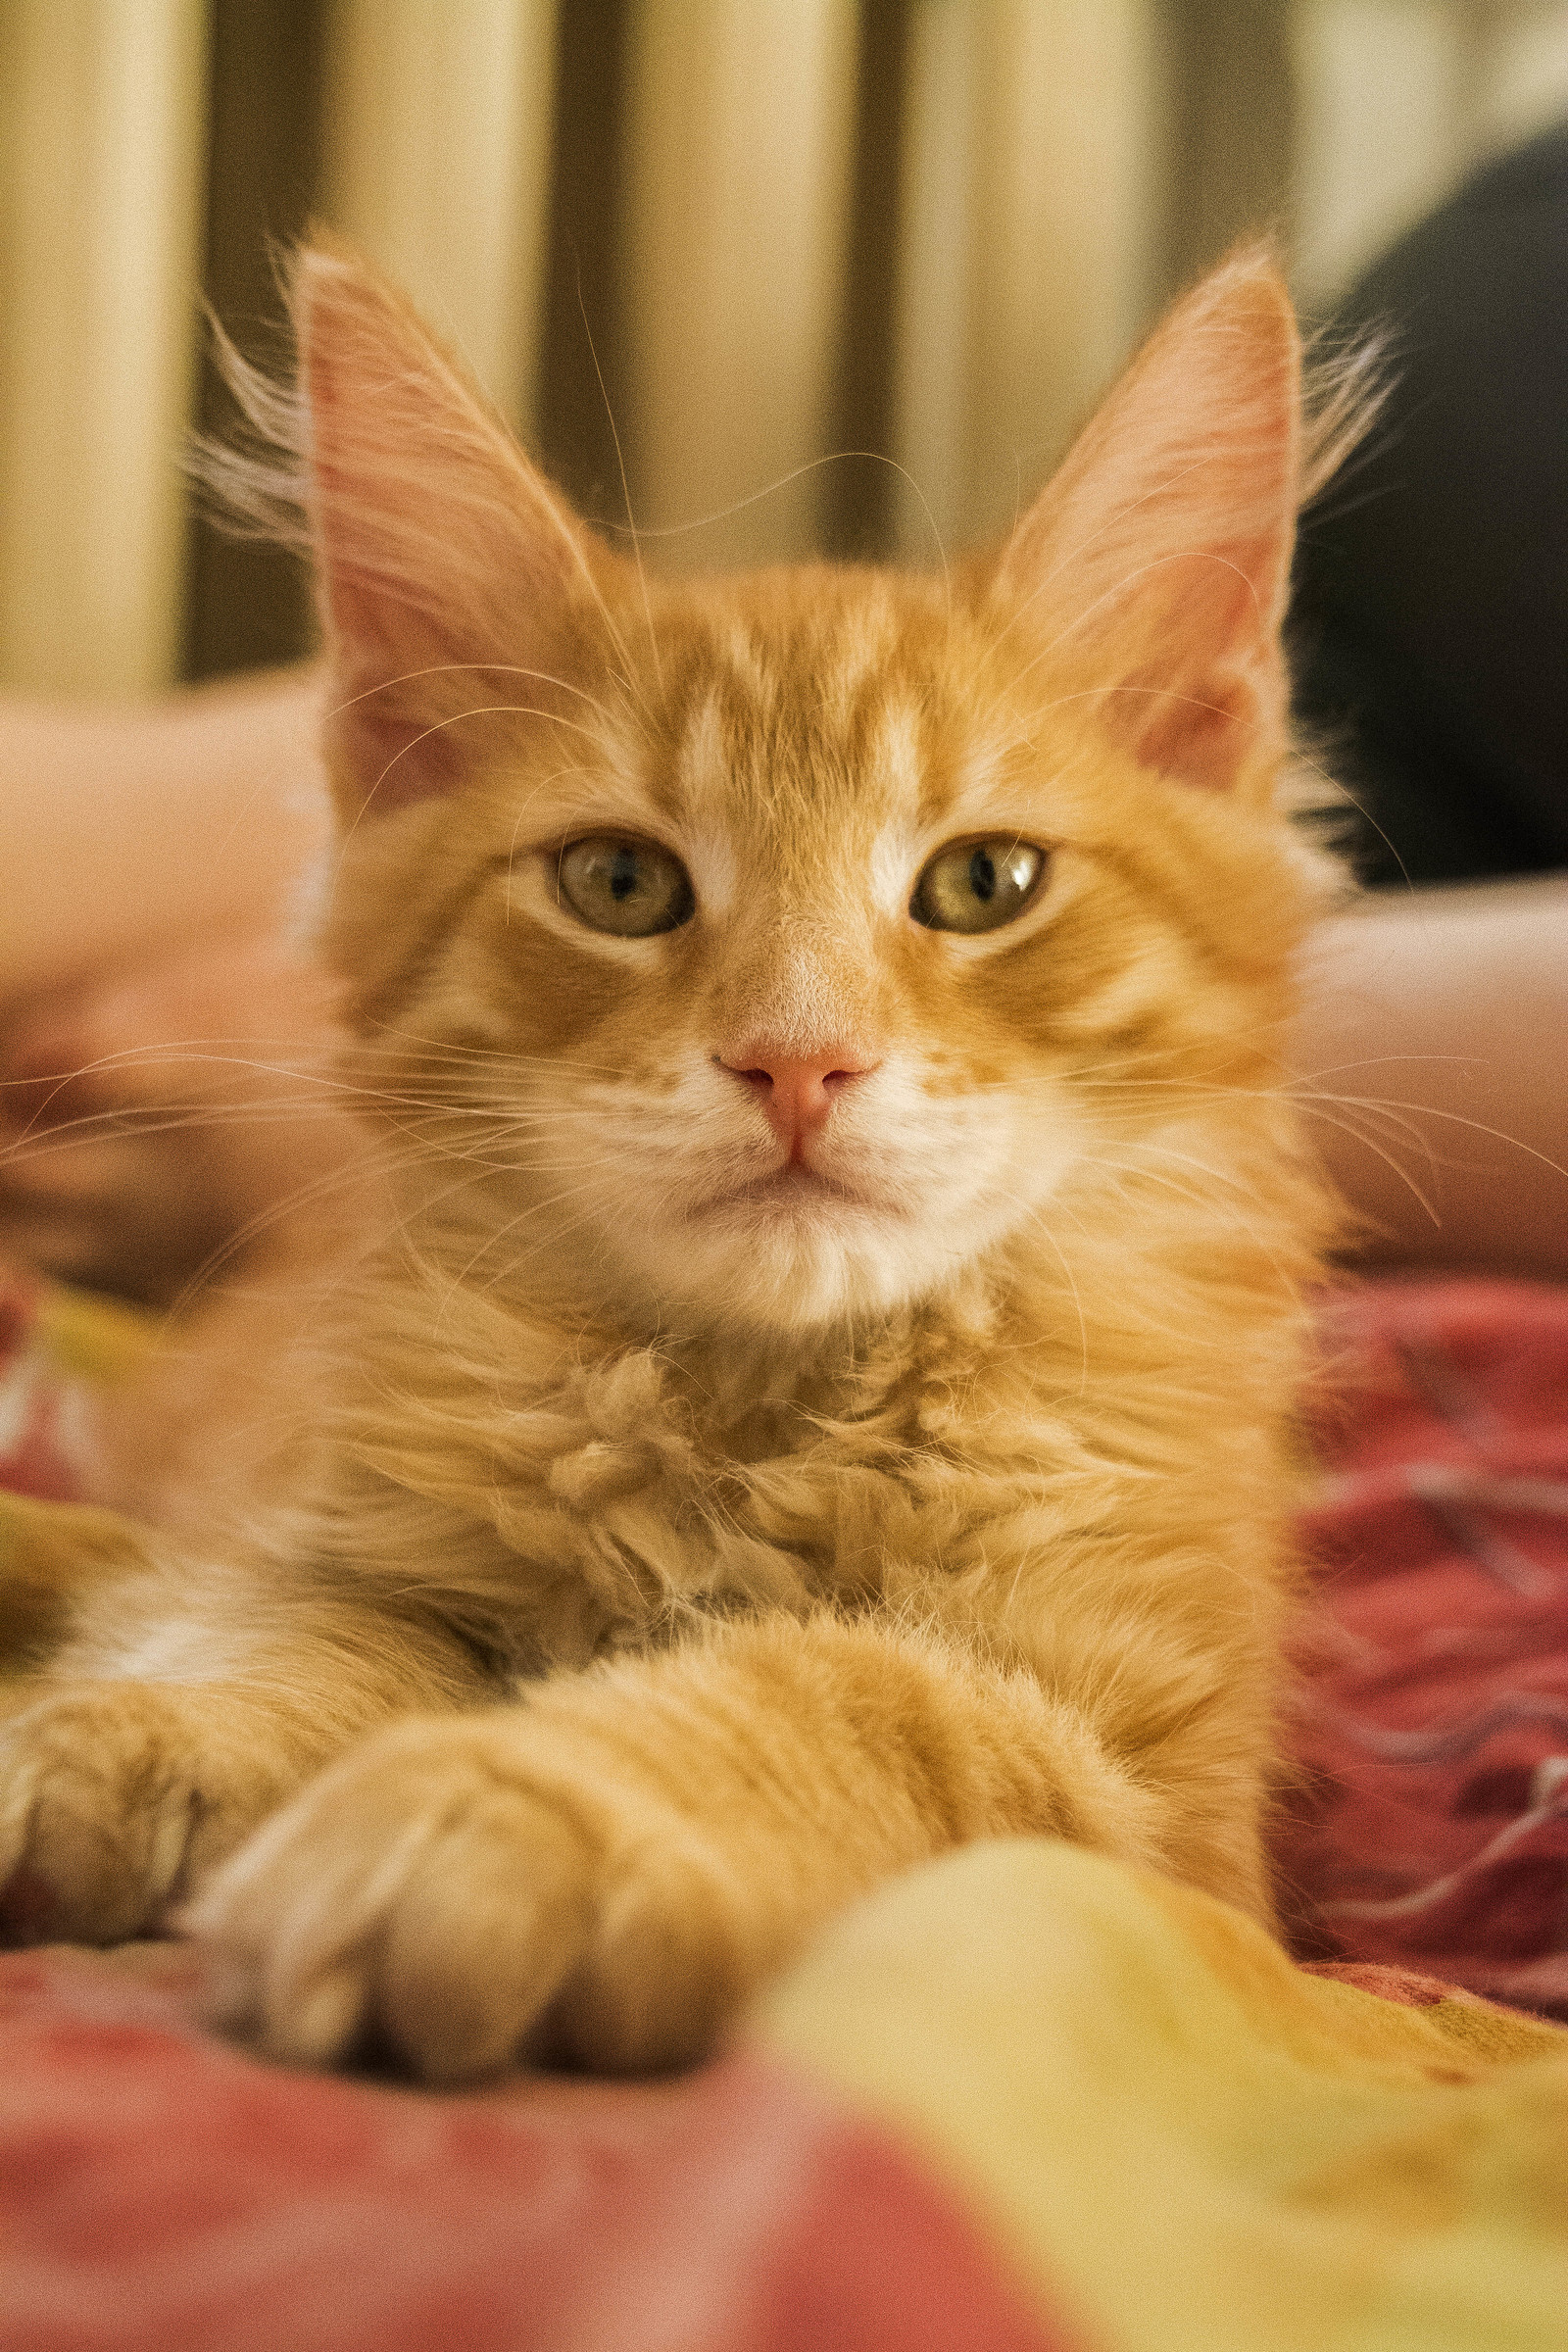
[0,244,1354,2080]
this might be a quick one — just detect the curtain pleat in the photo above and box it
[0,0,209,695]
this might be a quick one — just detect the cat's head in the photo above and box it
[258,243,1349,1336]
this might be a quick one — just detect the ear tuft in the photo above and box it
[988,245,1317,797]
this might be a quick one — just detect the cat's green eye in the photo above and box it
[556,836,695,937]
[910,837,1046,934]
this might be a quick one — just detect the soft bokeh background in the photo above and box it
[3,0,1567,699]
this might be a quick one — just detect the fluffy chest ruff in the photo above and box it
[308,1105,1324,1696]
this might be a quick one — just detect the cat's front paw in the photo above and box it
[0,1681,287,1943]
[187,1715,751,2082]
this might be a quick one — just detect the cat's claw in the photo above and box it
[187,1716,748,2082]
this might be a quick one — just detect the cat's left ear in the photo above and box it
[290,240,614,821]
[987,247,1303,797]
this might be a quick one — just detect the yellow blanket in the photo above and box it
[752,1839,1568,2352]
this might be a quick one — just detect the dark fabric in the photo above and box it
[1290,124,1568,885]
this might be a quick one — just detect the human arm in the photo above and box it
[0,665,328,1006]
[0,668,349,1302]
[1290,874,1568,1281]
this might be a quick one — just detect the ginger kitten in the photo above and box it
[0,243,1350,2080]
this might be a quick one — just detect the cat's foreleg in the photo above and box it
[188,1609,1167,2081]
[0,1586,489,1944]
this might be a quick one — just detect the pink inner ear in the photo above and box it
[990,252,1303,797]
[327,684,467,818]
[1124,538,1282,789]
[1134,674,1257,790]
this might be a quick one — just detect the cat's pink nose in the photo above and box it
[717,1047,878,1156]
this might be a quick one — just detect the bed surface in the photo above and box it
[2,1271,1566,2350]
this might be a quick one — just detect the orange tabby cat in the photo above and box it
[0,241,1355,2081]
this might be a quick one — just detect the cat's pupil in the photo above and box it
[611,848,638,902]
[969,849,997,904]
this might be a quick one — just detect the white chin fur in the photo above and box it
[618,1195,943,1332]
[523,1077,1085,1336]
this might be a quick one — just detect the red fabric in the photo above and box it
[0,1272,78,1502]
[1279,1280,1568,2017]
[0,1944,1071,2352]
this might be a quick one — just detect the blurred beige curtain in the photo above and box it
[1294,0,1568,300]
[3,0,1567,697]
[321,0,558,433]
[0,0,208,697]
[618,0,859,569]
[890,0,1162,562]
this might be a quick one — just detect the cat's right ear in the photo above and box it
[291,244,607,822]
[983,247,1309,801]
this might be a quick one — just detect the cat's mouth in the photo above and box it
[697,1163,887,1218]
